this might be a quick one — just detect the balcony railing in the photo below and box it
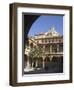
[38,41,63,44]
[45,52,63,55]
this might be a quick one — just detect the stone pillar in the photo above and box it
[32,62,33,68]
[43,59,45,69]
[36,59,38,67]
[26,55,30,68]
[50,45,52,53]
[42,57,45,69]
[57,44,59,52]
[42,46,45,69]
[43,45,45,51]
[50,56,53,61]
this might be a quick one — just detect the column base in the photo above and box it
[24,67,34,72]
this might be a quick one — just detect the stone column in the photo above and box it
[42,46,45,69]
[43,45,45,51]
[50,56,53,61]
[36,59,38,67]
[42,57,45,69]
[57,44,59,53]
[50,45,52,53]
[32,61,34,68]
[26,55,30,68]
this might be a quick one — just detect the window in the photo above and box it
[45,39,47,43]
[42,39,44,43]
[59,44,63,52]
[52,45,57,53]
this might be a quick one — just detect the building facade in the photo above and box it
[24,27,63,72]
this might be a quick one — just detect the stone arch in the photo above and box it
[44,56,50,71]
[45,57,50,64]
[37,57,43,68]
[52,56,59,62]
[24,15,40,44]
[57,56,63,72]
[32,57,43,68]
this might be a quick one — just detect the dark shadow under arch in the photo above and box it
[23,13,40,43]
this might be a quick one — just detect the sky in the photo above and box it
[28,15,63,37]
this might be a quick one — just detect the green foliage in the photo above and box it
[29,46,44,59]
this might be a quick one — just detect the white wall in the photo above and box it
[0,0,74,90]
